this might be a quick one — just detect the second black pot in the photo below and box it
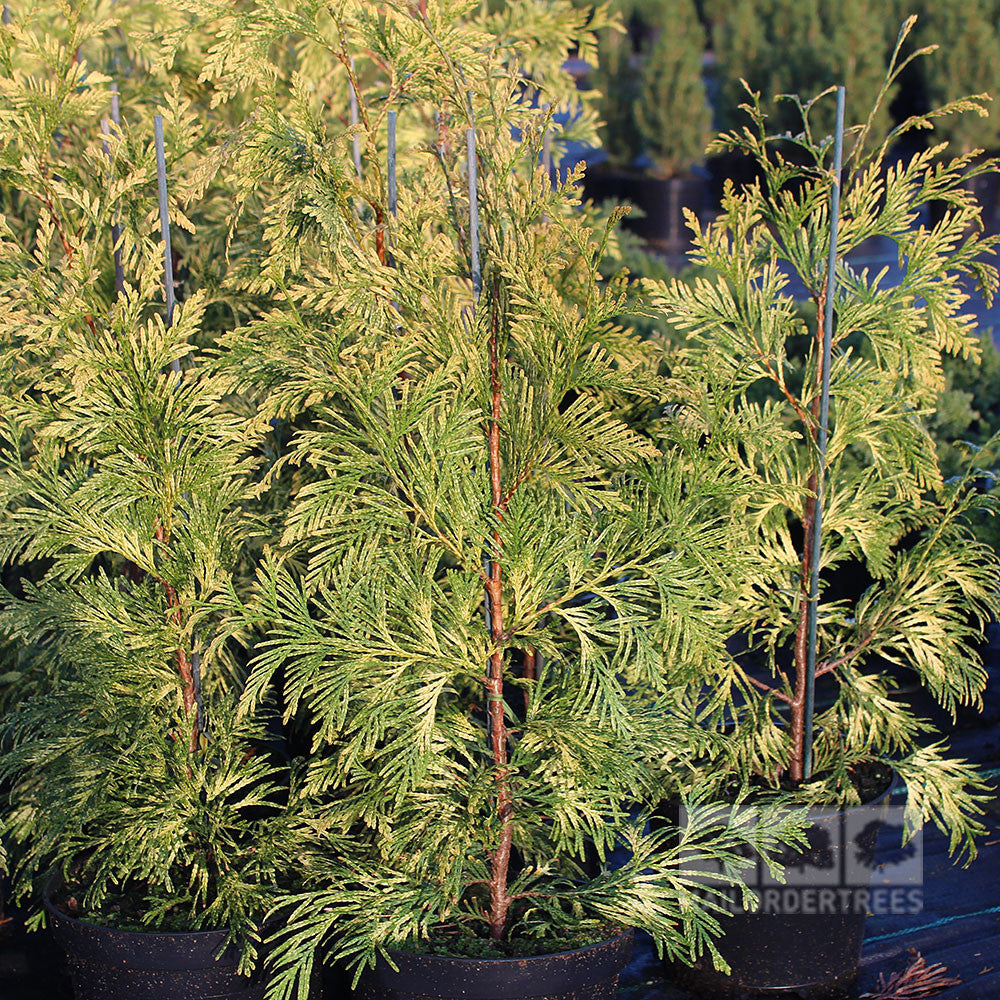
[352,929,634,1000]
[43,889,319,1000]
[664,779,895,998]
[619,174,705,249]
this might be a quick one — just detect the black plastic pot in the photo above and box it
[580,166,625,210]
[43,890,277,1000]
[664,780,895,998]
[619,174,705,250]
[581,169,705,251]
[353,929,633,1000]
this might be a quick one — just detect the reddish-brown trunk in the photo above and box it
[375,205,387,265]
[37,184,97,336]
[155,523,199,754]
[485,288,514,941]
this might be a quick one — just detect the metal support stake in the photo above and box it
[101,117,125,296]
[541,104,552,189]
[387,109,398,218]
[467,126,481,302]
[466,123,491,634]
[349,57,362,180]
[153,115,177,372]
[803,85,846,779]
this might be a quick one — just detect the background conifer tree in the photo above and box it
[591,24,643,169]
[706,0,895,140]
[633,0,711,177]
[905,0,1000,154]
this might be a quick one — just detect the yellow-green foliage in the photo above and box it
[0,1,806,991]
[646,23,999,861]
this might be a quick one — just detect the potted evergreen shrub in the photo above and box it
[0,22,309,988]
[206,58,807,1000]
[0,6,331,994]
[627,0,711,248]
[645,27,1000,996]
[0,239,312,997]
[587,0,711,249]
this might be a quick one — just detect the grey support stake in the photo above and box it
[110,82,121,126]
[2,6,11,25]
[153,114,178,372]
[541,104,552,188]
[803,85,846,780]
[100,118,125,297]
[387,109,398,218]
[349,57,362,180]
[467,126,481,302]
[387,110,400,308]
[467,124,491,631]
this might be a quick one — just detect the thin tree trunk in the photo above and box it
[155,523,199,754]
[485,286,514,941]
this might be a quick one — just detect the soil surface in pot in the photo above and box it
[47,877,213,934]
[397,920,624,960]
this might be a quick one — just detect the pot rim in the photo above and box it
[43,879,229,941]
[792,766,897,821]
[694,765,897,821]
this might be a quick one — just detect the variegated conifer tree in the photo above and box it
[183,7,809,999]
[647,20,1000,859]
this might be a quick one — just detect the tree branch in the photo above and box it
[742,670,793,705]
[36,177,98,336]
[816,632,874,677]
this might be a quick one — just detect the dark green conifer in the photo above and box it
[910,0,1000,153]
[710,0,895,141]
[634,0,712,176]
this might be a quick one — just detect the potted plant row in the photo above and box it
[587,0,711,249]
[644,22,1000,996]
[1,5,998,1000]
[0,1,807,997]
